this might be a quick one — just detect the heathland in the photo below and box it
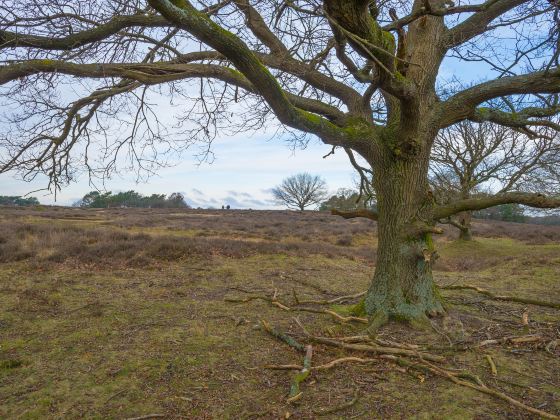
[1,206,559,418]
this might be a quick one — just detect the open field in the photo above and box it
[1,206,559,419]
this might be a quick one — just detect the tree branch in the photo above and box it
[0,59,346,123]
[147,0,371,147]
[0,15,170,50]
[446,0,529,48]
[437,69,560,127]
[434,192,560,220]
[471,106,560,133]
[331,208,378,221]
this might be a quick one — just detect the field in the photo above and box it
[1,206,559,419]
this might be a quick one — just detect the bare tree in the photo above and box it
[431,121,560,240]
[1,0,560,327]
[271,173,328,211]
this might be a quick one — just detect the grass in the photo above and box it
[0,206,559,418]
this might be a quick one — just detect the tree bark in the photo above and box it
[457,211,473,241]
[363,142,445,329]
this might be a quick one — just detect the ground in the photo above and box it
[0,206,559,419]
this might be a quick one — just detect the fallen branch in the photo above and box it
[287,345,313,402]
[383,355,557,418]
[477,335,544,348]
[261,320,305,352]
[293,319,444,363]
[441,285,560,309]
[419,360,559,419]
[265,357,379,372]
[485,355,498,376]
[314,356,378,370]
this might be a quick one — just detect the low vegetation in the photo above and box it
[1,206,559,418]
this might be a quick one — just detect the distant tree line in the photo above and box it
[77,190,189,208]
[0,195,39,206]
[473,204,526,223]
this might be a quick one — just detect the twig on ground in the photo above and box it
[313,388,360,415]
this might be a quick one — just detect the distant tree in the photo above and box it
[0,195,39,206]
[272,173,328,211]
[167,192,188,208]
[431,121,560,240]
[80,191,113,208]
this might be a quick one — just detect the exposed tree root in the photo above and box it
[312,388,360,415]
[226,293,368,324]
[441,284,560,309]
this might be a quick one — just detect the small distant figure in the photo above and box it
[226,204,230,210]
[222,205,225,210]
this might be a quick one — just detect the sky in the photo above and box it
[0,6,528,209]
[0,134,357,209]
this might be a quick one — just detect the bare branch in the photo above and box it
[434,192,560,219]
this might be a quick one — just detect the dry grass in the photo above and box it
[0,206,559,419]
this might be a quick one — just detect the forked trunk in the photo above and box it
[364,147,445,328]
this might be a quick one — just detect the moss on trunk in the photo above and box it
[365,138,445,330]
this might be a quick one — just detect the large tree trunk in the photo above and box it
[364,142,445,328]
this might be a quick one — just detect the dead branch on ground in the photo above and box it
[441,285,560,309]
